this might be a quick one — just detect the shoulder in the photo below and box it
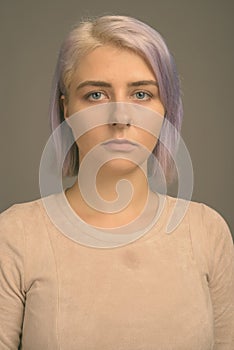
[0,197,45,231]
[165,196,233,280]
[0,199,41,271]
[166,195,233,259]
[0,197,52,252]
[187,199,233,244]
[1,197,42,217]
[165,195,232,236]
[0,196,58,269]
[164,195,233,253]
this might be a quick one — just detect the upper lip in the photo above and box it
[102,139,137,145]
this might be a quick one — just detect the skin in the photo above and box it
[62,45,165,228]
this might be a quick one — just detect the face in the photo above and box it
[62,45,165,172]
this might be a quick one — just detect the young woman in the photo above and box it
[0,15,233,350]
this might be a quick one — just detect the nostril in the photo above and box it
[111,122,131,127]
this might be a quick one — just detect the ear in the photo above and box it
[60,94,74,131]
[60,95,68,120]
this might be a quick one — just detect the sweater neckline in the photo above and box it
[41,190,169,249]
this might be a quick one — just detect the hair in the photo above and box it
[49,15,183,183]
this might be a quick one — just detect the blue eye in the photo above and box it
[134,91,151,100]
[85,91,108,102]
[89,92,103,100]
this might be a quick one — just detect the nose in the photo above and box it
[108,102,132,128]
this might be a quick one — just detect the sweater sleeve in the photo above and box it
[0,205,26,349]
[201,204,234,350]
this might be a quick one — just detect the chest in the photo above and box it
[21,234,214,350]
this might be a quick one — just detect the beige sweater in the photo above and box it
[0,193,233,350]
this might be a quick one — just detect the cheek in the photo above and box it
[158,101,165,117]
[137,129,158,152]
[76,126,107,150]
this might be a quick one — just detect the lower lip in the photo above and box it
[103,142,138,152]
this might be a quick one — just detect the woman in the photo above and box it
[0,15,233,350]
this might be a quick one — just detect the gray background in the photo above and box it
[0,0,233,238]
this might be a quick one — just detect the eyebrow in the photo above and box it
[129,80,159,87]
[76,80,159,90]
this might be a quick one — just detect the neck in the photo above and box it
[97,161,148,203]
[65,161,157,228]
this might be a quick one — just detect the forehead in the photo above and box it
[71,45,156,83]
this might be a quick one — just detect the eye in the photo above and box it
[133,91,152,100]
[85,91,107,101]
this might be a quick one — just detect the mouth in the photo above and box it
[102,139,138,152]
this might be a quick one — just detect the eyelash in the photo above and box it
[133,91,153,100]
[83,90,154,102]
[84,91,107,101]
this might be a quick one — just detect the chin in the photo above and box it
[101,158,147,175]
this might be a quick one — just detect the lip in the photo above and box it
[102,139,138,152]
